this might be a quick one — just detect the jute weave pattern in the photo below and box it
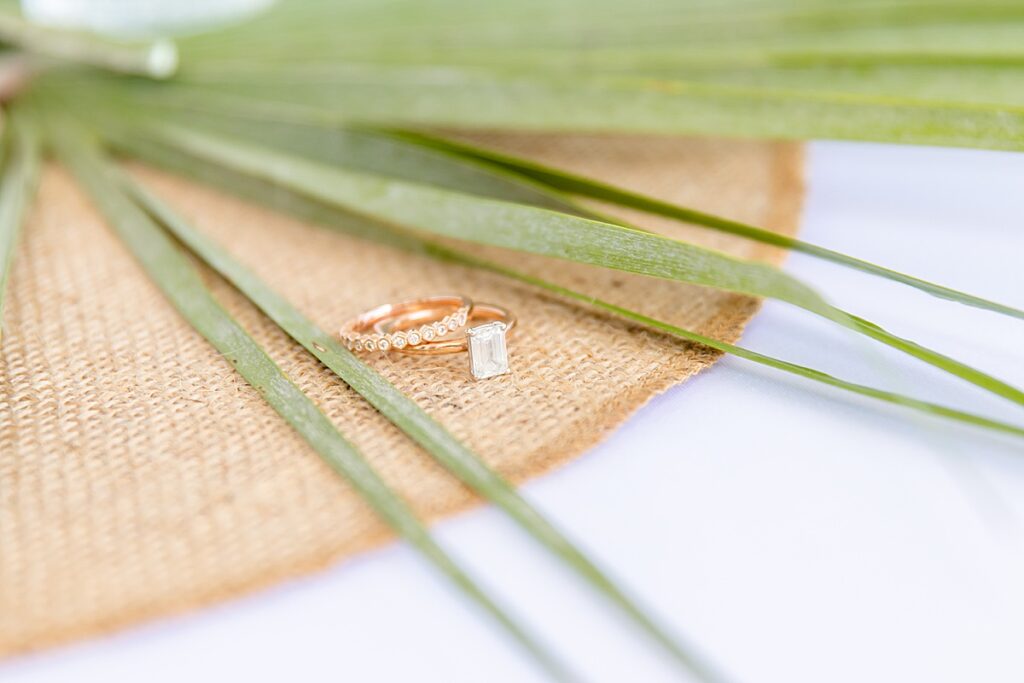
[0,134,803,657]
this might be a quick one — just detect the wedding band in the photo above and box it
[373,303,516,356]
[339,295,471,352]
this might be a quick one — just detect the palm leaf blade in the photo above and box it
[127,175,730,683]
[0,110,40,339]
[119,72,1024,151]
[139,121,1024,408]
[4,2,1021,678]
[386,128,1024,320]
[106,130,1024,440]
[47,118,575,683]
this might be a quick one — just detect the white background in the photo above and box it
[4,141,1024,683]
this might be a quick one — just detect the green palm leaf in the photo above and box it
[93,67,1024,151]
[174,1,1024,72]
[47,117,577,683]
[134,122,1024,408]
[53,89,1024,323]
[0,109,41,340]
[385,128,1024,321]
[143,123,830,311]
[102,129,1024,440]
[126,176,729,683]
[18,1,1024,150]
[3,2,1021,677]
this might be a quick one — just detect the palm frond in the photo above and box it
[127,177,729,682]
[3,2,1023,677]
[54,86,1024,323]
[47,116,577,683]
[0,108,40,339]
[386,128,1024,321]
[103,128,1024,440]
[127,121,1024,408]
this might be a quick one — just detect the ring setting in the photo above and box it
[465,320,511,380]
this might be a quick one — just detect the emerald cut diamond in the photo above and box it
[466,321,509,380]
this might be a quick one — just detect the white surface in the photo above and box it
[5,142,1024,683]
[21,0,270,36]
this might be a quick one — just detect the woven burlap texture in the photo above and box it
[0,133,803,657]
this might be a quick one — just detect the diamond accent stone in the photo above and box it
[343,299,474,355]
[467,321,509,380]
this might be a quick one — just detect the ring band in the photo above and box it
[339,295,471,352]
[373,303,516,356]
[341,294,514,380]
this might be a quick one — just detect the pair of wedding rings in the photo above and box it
[340,295,515,380]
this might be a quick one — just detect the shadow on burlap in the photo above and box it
[0,133,803,657]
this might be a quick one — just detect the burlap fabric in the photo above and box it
[0,134,803,657]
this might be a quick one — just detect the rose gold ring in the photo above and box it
[341,295,515,380]
[339,295,471,353]
[374,302,515,379]
[373,303,516,355]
